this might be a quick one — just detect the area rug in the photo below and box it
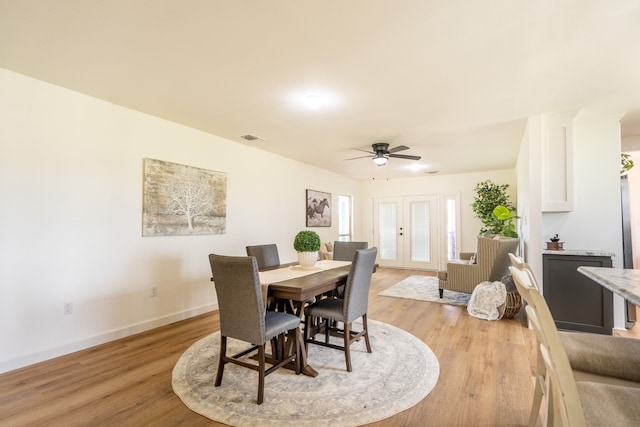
[379,275,471,306]
[172,319,439,427]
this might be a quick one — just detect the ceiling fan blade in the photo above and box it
[387,145,410,153]
[344,155,373,161]
[388,153,422,160]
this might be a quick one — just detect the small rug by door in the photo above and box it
[172,319,439,427]
[379,275,471,306]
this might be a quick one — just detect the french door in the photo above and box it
[373,195,439,269]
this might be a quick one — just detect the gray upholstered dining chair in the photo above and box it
[331,241,369,297]
[332,241,369,261]
[304,247,378,372]
[208,254,302,404]
[246,244,281,271]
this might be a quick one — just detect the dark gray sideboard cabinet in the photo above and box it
[542,252,613,335]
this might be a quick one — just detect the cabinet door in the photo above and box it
[542,255,613,334]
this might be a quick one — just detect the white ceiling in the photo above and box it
[1,1,640,180]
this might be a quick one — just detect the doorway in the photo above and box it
[373,195,439,269]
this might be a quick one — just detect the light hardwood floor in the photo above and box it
[0,268,535,426]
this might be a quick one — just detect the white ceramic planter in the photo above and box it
[297,251,318,269]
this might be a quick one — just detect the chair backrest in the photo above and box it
[209,254,266,345]
[246,244,280,271]
[333,241,369,261]
[509,266,587,426]
[477,236,519,281]
[342,247,378,323]
[508,253,540,291]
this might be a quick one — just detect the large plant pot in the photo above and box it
[297,251,318,269]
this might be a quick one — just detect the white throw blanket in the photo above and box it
[467,281,507,321]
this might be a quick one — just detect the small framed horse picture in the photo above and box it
[306,189,331,227]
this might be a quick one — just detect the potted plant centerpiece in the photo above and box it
[294,230,321,269]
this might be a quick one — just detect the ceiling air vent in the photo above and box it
[241,134,263,141]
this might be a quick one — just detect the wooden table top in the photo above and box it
[265,264,351,302]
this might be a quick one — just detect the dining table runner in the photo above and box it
[259,260,351,306]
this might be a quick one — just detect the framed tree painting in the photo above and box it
[142,158,227,236]
[306,189,331,227]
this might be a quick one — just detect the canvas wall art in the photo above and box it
[306,189,331,227]
[142,158,227,236]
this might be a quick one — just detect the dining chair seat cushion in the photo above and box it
[560,331,640,383]
[577,381,640,426]
[264,311,301,341]
[305,298,346,322]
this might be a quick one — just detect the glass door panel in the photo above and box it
[404,195,438,270]
[373,197,403,267]
[373,195,437,269]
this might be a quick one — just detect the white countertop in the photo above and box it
[578,266,640,306]
[542,249,615,257]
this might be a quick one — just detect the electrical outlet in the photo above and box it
[64,302,73,315]
[150,286,158,297]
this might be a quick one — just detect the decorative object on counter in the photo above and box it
[471,180,518,237]
[293,230,321,269]
[546,234,564,250]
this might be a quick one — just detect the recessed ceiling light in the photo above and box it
[304,94,324,109]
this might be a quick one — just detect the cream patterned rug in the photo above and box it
[379,275,471,306]
[172,319,439,427]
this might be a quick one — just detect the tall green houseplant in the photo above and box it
[471,180,518,237]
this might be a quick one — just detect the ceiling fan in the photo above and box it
[346,143,422,166]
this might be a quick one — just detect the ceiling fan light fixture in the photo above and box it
[373,155,388,165]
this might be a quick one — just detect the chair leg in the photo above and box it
[439,288,444,298]
[294,328,303,375]
[344,322,352,372]
[257,344,266,405]
[215,336,227,387]
[362,314,372,353]
[324,318,330,343]
[304,314,312,353]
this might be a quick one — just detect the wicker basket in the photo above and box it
[502,290,522,319]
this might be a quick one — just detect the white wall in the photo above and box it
[520,111,625,329]
[359,169,517,265]
[541,114,623,259]
[0,68,359,372]
[516,116,544,280]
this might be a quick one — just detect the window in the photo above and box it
[438,192,460,267]
[338,195,352,242]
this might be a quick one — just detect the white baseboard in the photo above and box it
[0,303,217,374]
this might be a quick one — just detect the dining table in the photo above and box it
[258,259,353,377]
[577,266,640,306]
